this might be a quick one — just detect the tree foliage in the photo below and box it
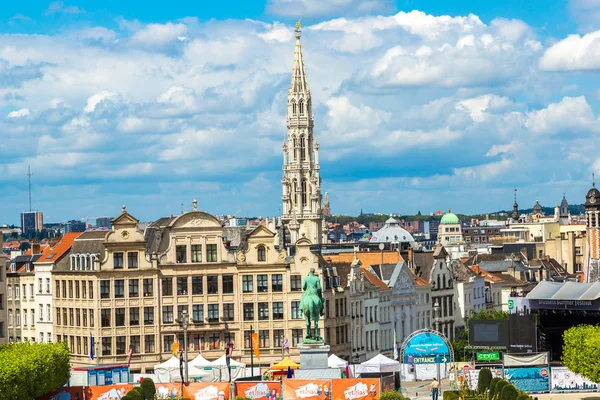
[0,341,70,400]
[562,325,600,383]
[140,377,156,400]
[500,384,518,400]
[380,391,406,400]
[477,368,493,394]
[492,380,508,400]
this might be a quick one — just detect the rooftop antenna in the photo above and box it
[514,187,517,203]
[593,173,596,188]
[181,203,184,214]
[27,164,33,212]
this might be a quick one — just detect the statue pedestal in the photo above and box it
[298,342,330,370]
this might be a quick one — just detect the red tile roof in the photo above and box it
[413,273,430,287]
[36,232,82,263]
[361,267,390,291]
[324,251,403,267]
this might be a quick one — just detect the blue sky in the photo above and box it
[1,0,600,224]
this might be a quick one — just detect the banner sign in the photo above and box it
[504,367,550,393]
[185,382,231,400]
[85,384,133,400]
[551,367,598,392]
[528,299,600,311]
[403,332,450,363]
[477,352,500,362]
[508,313,537,353]
[235,382,282,400]
[450,362,474,388]
[283,379,331,400]
[36,387,85,400]
[331,378,380,400]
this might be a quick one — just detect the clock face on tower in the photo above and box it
[591,195,596,204]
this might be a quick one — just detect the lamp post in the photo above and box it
[179,309,189,383]
[432,301,441,382]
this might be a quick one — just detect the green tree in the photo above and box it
[140,377,156,400]
[493,381,508,400]
[500,384,518,400]
[477,368,493,393]
[0,341,70,400]
[563,325,600,382]
[380,391,405,400]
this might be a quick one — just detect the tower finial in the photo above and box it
[295,20,302,39]
[594,172,596,188]
[514,187,517,203]
[192,199,198,212]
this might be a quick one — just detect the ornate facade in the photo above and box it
[281,22,324,245]
[585,180,600,282]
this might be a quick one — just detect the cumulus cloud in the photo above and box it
[266,0,394,18]
[45,1,84,15]
[7,108,31,118]
[129,22,188,47]
[524,96,599,134]
[540,31,600,71]
[84,91,116,113]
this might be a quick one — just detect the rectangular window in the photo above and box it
[128,252,138,268]
[163,335,174,353]
[257,275,268,292]
[75,281,80,298]
[291,301,302,319]
[243,303,254,321]
[129,279,139,298]
[244,331,251,348]
[143,279,153,297]
[56,281,60,298]
[177,277,188,296]
[101,309,111,327]
[273,302,284,320]
[69,308,74,326]
[82,281,86,299]
[90,310,94,327]
[242,275,253,293]
[76,308,80,325]
[272,274,283,292]
[162,306,174,324]
[145,335,155,353]
[292,329,303,346]
[224,332,234,347]
[207,276,218,294]
[208,333,220,350]
[206,244,217,262]
[191,276,203,295]
[176,245,187,263]
[38,278,42,294]
[144,307,154,325]
[192,305,204,323]
[89,281,94,299]
[258,302,269,320]
[291,275,302,291]
[259,330,269,348]
[222,275,233,294]
[130,307,140,326]
[100,280,110,299]
[223,304,234,321]
[191,245,202,262]
[177,305,188,322]
[102,337,112,356]
[83,309,87,327]
[62,308,67,325]
[56,309,61,325]
[24,310,28,327]
[116,336,126,354]
[114,280,125,298]
[161,278,173,296]
[114,252,124,269]
[130,335,140,354]
[39,304,43,321]
[68,281,72,298]
[115,308,125,326]
[273,329,284,348]
[208,304,219,322]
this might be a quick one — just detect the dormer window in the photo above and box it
[257,245,266,262]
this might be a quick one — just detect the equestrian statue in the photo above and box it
[300,268,325,343]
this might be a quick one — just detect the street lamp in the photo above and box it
[179,309,189,383]
[433,302,440,332]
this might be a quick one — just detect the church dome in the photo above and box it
[560,195,568,208]
[440,209,459,225]
[585,186,600,208]
[370,216,414,243]
[532,200,543,214]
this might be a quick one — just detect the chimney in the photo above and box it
[49,237,60,247]
[31,239,41,255]
[407,248,413,270]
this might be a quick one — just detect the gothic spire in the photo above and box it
[290,21,309,93]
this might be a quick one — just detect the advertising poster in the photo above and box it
[551,367,598,392]
[235,382,282,400]
[380,375,395,392]
[36,387,85,400]
[504,367,550,393]
[403,332,450,364]
[331,378,380,400]
[85,384,133,400]
[185,382,231,400]
[450,362,474,389]
[154,383,183,399]
[282,379,331,400]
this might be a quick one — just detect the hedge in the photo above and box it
[477,368,493,394]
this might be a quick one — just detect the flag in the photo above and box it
[172,342,180,357]
[283,337,290,355]
[251,332,260,360]
[225,343,233,382]
[199,336,203,355]
[89,332,94,360]
[287,366,293,378]
[127,344,134,366]
[345,365,350,379]
[179,351,184,383]
[393,329,398,360]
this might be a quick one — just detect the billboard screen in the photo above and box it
[508,313,537,353]
[469,320,509,347]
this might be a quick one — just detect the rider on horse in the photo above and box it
[300,268,325,341]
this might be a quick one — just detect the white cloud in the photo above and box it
[486,142,518,157]
[7,108,31,118]
[84,91,116,113]
[45,1,84,15]
[540,31,600,71]
[524,96,599,134]
[456,94,511,122]
[266,0,394,18]
[130,22,187,47]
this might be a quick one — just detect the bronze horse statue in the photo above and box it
[300,268,324,342]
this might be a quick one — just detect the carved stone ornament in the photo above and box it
[237,251,246,263]
[121,230,129,239]
[278,250,286,261]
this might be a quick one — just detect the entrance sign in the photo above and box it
[477,352,500,362]
[402,331,451,364]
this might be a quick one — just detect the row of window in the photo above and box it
[7,283,35,300]
[55,280,95,299]
[175,244,218,264]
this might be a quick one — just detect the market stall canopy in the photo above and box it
[211,354,246,368]
[190,354,213,368]
[328,354,348,368]
[355,354,401,373]
[210,354,246,381]
[271,357,301,370]
[154,356,211,383]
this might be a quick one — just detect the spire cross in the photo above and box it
[514,187,517,203]
[594,173,596,188]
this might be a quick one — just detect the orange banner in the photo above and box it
[283,379,331,400]
[331,378,380,400]
[36,386,85,400]
[85,384,133,400]
[251,332,260,359]
[235,381,282,400]
[154,383,183,398]
[185,382,231,400]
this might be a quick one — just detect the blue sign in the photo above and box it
[504,367,550,393]
[403,332,450,363]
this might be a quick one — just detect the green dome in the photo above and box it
[440,208,459,225]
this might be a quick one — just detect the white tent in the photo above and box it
[210,354,246,381]
[154,356,211,383]
[190,354,216,381]
[355,354,401,374]
[328,354,349,368]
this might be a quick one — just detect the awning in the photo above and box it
[271,357,300,370]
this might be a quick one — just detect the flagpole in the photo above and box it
[250,325,254,377]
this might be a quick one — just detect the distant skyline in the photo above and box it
[1,0,600,225]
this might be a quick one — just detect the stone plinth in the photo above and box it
[298,342,330,370]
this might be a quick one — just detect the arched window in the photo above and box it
[292,102,297,115]
[299,101,304,115]
[257,245,266,262]
[300,136,306,161]
[302,179,308,206]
